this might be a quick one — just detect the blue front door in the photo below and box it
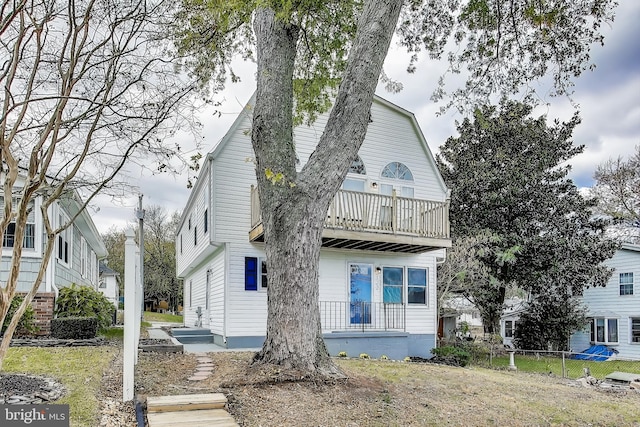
[350,263,372,325]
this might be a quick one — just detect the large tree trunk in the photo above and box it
[252,0,403,377]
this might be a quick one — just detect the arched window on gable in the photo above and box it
[380,162,414,198]
[348,156,366,175]
[342,155,367,192]
[381,162,413,181]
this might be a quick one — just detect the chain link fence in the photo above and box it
[476,347,640,380]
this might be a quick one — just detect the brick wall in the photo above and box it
[17,292,55,336]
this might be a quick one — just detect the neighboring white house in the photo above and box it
[0,174,107,333]
[99,262,120,308]
[439,296,484,340]
[570,243,640,358]
[175,95,452,359]
[500,297,526,348]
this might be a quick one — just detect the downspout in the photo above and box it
[435,252,447,343]
[223,242,229,345]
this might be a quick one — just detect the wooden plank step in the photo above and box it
[147,409,239,427]
[146,393,227,412]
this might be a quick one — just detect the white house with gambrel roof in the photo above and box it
[175,95,451,359]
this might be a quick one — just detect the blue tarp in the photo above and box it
[571,345,618,361]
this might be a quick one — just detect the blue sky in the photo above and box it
[92,2,640,232]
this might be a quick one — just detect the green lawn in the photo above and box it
[4,347,117,427]
[99,326,124,340]
[142,311,183,323]
[490,353,640,379]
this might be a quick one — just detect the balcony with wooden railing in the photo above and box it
[249,186,451,253]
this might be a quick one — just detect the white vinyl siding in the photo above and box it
[209,247,226,335]
[178,97,447,341]
[176,177,213,277]
[571,245,640,358]
[183,267,209,328]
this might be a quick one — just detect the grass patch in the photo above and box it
[490,354,640,379]
[332,358,640,426]
[100,326,124,341]
[4,347,116,427]
[143,311,183,323]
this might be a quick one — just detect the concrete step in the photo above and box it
[171,328,212,337]
[174,335,214,344]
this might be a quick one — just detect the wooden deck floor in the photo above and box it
[146,393,238,427]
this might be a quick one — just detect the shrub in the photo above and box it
[1,296,39,336]
[380,355,389,360]
[431,345,471,367]
[51,316,98,339]
[55,284,115,331]
[359,353,370,359]
[337,351,347,358]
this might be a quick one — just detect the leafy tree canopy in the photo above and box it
[437,99,618,336]
[591,145,640,224]
[175,0,617,117]
[101,205,182,310]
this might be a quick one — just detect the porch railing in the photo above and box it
[320,301,406,332]
[250,186,450,239]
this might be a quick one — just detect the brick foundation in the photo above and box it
[16,292,56,336]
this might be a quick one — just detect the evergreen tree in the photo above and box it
[437,100,617,341]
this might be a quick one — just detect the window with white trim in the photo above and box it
[244,257,267,290]
[631,318,640,344]
[57,213,71,266]
[80,237,87,277]
[260,259,268,289]
[408,267,427,304]
[381,162,413,181]
[1,197,36,249]
[620,272,633,296]
[348,156,366,175]
[504,320,516,338]
[381,266,428,304]
[342,156,367,192]
[382,267,403,304]
[590,317,618,344]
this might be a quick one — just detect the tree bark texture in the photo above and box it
[251,0,403,376]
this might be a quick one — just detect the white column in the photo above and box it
[508,351,517,371]
[123,228,137,402]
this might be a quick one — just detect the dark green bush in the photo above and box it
[1,296,39,336]
[55,284,115,331]
[51,316,98,339]
[431,345,471,367]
